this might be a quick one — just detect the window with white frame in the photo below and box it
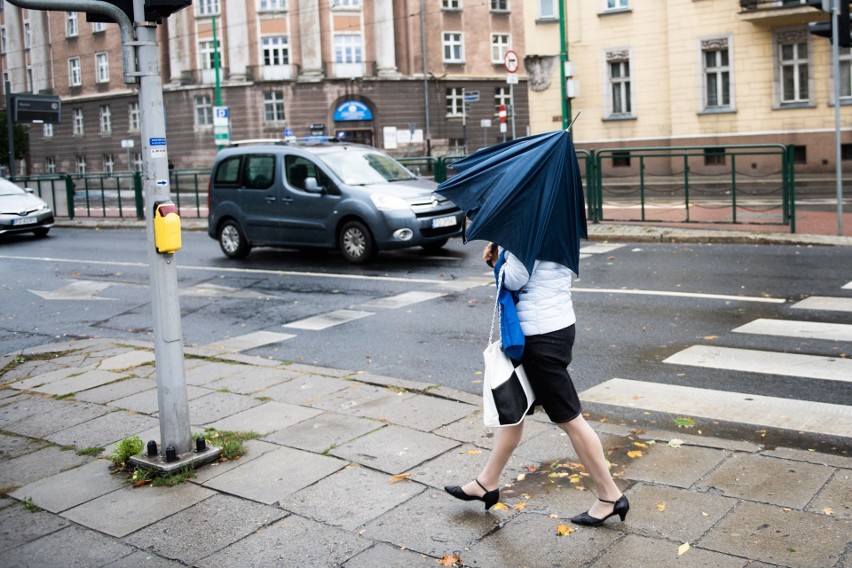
[840,47,852,99]
[702,39,731,110]
[24,22,31,49]
[777,30,809,104]
[263,90,285,122]
[494,86,510,112]
[103,154,114,174]
[607,51,632,116]
[46,156,56,174]
[194,95,213,126]
[334,34,363,64]
[27,67,33,92]
[442,0,461,9]
[263,36,289,65]
[539,0,555,19]
[68,57,82,86]
[73,108,84,135]
[443,32,464,63]
[1,27,6,53]
[258,0,287,11]
[96,52,109,83]
[92,21,105,33]
[446,87,464,117]
[128,102,140,131]
[132,152,143,171]
[331,0,361,8]
[491,0,508,11]
[491,34,510,64]
[196,0,220,16]
[44,123,54,137]
[76,155,87,174]
[605,0,628,10]
[66,12,78,37]
[199,40,220,70]
[99,105,112,134]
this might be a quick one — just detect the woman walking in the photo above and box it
[444,242,628,526]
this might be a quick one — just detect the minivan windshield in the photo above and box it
[319,148,416,185]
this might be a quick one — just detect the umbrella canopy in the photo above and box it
[435,130,588,275]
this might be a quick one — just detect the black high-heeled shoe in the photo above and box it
[570,494,629,526]
[444,478,500,510]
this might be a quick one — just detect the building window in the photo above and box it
[103,154,115,174]
[607,53,632,116]
[194,95,213,126]
[46,157,56,174]
[258,0,287,11]
[612,151,631,167]
[443,0,461,9]
[66,11,78,37]
[44,123,53,138]
[263,91,285,122]
[92,21,106,33]
[840,47,852,99]
[331,0,361,8]
[132,152,143,172]
[778,32,809,104]
[73,108,84,135]
[491,34,511,64]
[491,0,508,11]
[334,34,362,64]
[196,0,220,16]
[128,102,140,131]
[262,36,289,65]
[199,40,221,70]
[605,0,629,10]
[793,145,807,164]
[704,148,726,166]
[95,52,109,83]
[703,40,730,110]
[1,27,6,53]
[841,143,852,160]
[27,67,33,92]
[99,105,112,134]
[446,87,464,117]
[68,57,82,86]
[495,86,510,112]
[443,32,464,63]
[24,22,31,49]
[76,155,87,174]
[539,0,556,19]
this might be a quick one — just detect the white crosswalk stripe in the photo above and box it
[283,310,374,331]
[733,318,852,342]
[842,281,852,290]
[791,296,852,313]
[201,331,296,353]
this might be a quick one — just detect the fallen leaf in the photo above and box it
[568,474,581,484]
[492,502,509,511]
[678,542,690,556]
[627,450,643,459]
[701,512,710,517]
[782,508,791,513]
[388,472,411,484]
[633,442,647,448]
[703,335,719,340]
[466,449,481,455]
[516,473,526,481]
[440,553,461,566]
[668,438,684,448]
[822,507,834,516]
[513,503,527,511]
[656,502,666,512]
[556,524,575,536]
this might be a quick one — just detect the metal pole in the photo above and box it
[558,0,570,129]
[510,83,516,140]
[833,0,845,235]
[462,88,467,154]
[133,0,191,456]
[5,81,14,178]
[420,0,431,156]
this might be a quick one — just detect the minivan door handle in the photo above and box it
[280,196,294,203]
[265,196,277,203]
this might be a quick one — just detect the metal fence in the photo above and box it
[14,144,796,233]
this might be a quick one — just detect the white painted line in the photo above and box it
[733,318,852,342]
[360,291,446,309]
[579,253,592,260]
[435,277,493,291]
[792,296,852,313]
[283,309,374,331]
[28,280,116,301]
[842,281,852,290]
[580,244,624,254]
[202,331,296,353]
[663,345,852,383]
[573,288,785,304]
[580,378,852,438]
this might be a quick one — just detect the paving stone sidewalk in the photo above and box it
[0,339,849,568]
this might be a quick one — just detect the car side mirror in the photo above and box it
[304,177,323,193]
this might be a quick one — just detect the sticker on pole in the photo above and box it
[149,137,167,158]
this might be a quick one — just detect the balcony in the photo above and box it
[739,0,825,26]
[332,62,366,79]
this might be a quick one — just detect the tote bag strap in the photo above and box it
[488,264,506,345]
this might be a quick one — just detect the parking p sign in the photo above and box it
[213,106,229,127]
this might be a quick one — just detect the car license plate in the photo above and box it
[432,215,457,229]
[12,217,36,226]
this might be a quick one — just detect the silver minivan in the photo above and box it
[207,141,464,263]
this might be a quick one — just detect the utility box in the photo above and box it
[13,94,61,124]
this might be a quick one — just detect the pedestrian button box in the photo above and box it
[154,202,182,254]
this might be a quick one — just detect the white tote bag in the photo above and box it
[482,267,535,427]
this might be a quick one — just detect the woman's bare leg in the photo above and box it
[556,414,622,518]
[461,421,524,496]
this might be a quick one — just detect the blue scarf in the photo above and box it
[494,251,525,360]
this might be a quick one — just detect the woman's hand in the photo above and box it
[483,242,499,267]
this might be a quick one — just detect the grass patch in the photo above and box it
[200,427,260,461]
[110,435,144,470]
[23,497,40,513]
[76,446,105,457]
[673,416,696,429]
[55,393,75,400]
[152,466,196,487]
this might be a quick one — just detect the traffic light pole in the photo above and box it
[832,2,846,235]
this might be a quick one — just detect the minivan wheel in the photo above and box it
[218,220,251,259]
[339,220,376,264]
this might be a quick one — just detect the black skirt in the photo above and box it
[520,324,582,423]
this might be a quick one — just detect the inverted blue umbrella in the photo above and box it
[435,130,588,275]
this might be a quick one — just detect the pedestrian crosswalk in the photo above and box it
[580,279,852,439]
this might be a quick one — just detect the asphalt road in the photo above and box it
[1,227,849,409]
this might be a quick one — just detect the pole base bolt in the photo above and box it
[147,440,158,457]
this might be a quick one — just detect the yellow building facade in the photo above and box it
[524,0,851,173]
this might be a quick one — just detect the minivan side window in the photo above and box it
[285,155,331,191]
[214,156,242,187]
[245,155,275,189]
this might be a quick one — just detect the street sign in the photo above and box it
[504,50,520,74]
[214,125,230,145]
[506,73,519,85]
[481,119,492,128]
[213,106,229,127]
[463,90,480,102]
[121,139,135,148]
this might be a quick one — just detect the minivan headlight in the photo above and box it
[370,194,410,211]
